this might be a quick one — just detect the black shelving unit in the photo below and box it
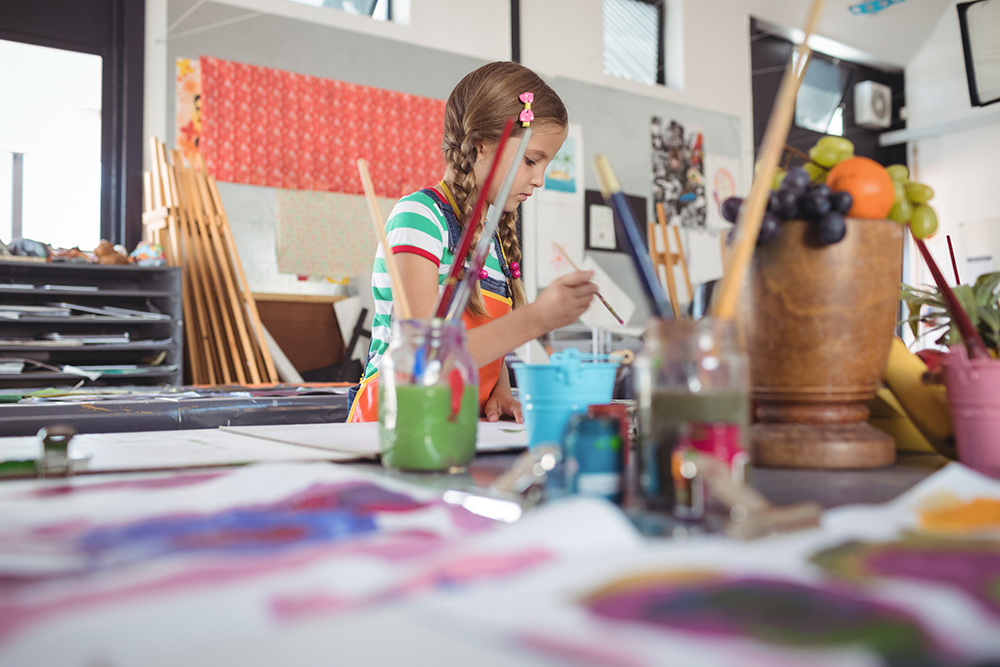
[0,261,183,388]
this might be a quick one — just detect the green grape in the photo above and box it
[809,144,841,168]
[909,204,938,239]
[906,182,934,204]
[893,179,906,205]
[771,169,787,191]
[886,164,909,182]
[889,197,912,224]
[802,162,827,184]
[817,136,855,155]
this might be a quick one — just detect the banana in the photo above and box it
[879,336,955,459]
[868,387,935,453]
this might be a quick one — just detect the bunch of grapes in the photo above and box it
[886,164,938,240]
[720,166,853,246]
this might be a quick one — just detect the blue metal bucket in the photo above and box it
[512,348,619,449]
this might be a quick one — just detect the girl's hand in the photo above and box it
[530,270,600,331]
[483,391,523,423]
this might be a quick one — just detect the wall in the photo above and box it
[903,1,1000,309]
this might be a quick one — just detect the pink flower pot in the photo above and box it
[942,346,1000,477]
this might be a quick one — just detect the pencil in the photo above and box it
[552,242,625,325]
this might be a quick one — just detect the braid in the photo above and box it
[499,210,526,308]
[447,135,489,318]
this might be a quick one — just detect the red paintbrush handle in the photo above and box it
[434,117,515,318]
[914,238,990,360]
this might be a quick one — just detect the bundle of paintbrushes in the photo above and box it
[433,118,515,319]
[444,127,532,320]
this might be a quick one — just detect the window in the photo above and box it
[288,0,394,22]
[603,0,665,86]
[794,54,847,135]
[0,40,103,250]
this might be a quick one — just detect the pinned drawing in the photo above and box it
[544,135,577,193]
[651,118,706,228]
[175,57,202,164]
[704,153,740,230]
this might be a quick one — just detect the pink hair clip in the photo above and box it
[518,92,534,127]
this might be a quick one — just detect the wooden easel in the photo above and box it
[142,139,277,385]
[647,202,693,319]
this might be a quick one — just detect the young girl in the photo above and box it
[348,61,599,423]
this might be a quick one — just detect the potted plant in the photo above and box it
[901,271,1000,356]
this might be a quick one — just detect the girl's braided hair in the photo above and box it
[441,61,567,317]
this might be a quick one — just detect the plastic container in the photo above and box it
[379,319,479,471]
[512,349,618,449]
[563,414,623,502]
[942,346,1000,477]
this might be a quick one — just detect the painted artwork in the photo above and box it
[544,135,576,193]
[704,153,740,230]
[199,56,445,197]
[651,117,706,228]
[583,572,938,664]
[175,57,202,165]
[275,189,393,279]
[812,538,1000,616]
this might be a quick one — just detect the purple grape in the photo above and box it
[782,168,811,195]
[802,185,832,220]
[758,212,782,244]
[720,197,742,224]
[773,188,799,220]
[830,190,853,215]
[816,212,846,245]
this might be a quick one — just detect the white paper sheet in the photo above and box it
[223,421,528,458]
[0,429,355,475]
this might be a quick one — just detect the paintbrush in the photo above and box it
[446,128,533,321]
[357,158,412,319]
[552,242,625,325]
[592,154,672,319]
[947,234,961,284]
[914,238,990,360]
[433,118,516,319]
[711,0,826,320]
[691,452,822,540]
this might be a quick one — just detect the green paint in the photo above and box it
[379,384,478,471]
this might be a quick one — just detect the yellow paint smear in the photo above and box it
[919,497,1000,532]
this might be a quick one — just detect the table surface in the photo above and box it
[354,450,951,517]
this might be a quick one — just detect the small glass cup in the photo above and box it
[378,319,479,471]
[635,318,750,514]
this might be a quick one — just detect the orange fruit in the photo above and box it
[825,156,895,220]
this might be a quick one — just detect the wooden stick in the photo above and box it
[654,215,681,319]
[357,158,412,320]
[552,242,624,325]
[201,166,278,382]
[712,0,825,320]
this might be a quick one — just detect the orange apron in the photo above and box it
[347,291,512,423]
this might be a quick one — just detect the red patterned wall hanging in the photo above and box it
[199,56,446,198]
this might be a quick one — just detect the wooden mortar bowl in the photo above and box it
[740,218,903,468]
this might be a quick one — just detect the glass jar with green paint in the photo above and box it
[379,319,479,471]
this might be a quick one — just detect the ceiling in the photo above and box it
[747,0,956,70]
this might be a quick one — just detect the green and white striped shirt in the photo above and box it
[362,189,507,381]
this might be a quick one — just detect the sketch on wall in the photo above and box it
[651,118,706,228]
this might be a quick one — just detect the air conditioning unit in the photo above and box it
[854,80,892,129]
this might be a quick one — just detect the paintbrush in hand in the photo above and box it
[552,242,624,325]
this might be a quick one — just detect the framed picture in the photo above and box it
[584,189,647,253]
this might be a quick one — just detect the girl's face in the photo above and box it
[474,122,568,215]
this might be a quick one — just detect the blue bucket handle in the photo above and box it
[549,348,618,386]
